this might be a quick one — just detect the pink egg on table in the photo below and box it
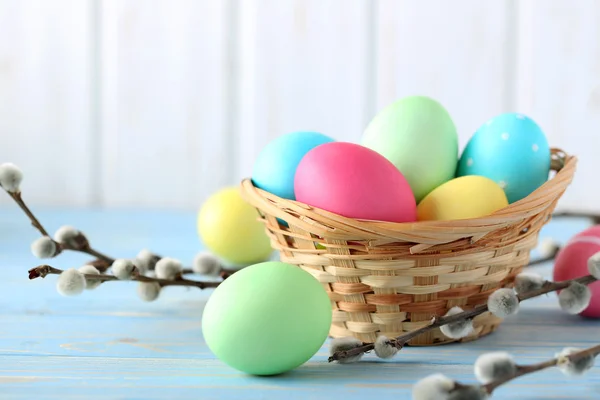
[553,225,600,318]
[573,224,600,240]
[294,142,417,223]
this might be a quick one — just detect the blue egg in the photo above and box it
[252,131,335,200]
[456,113,551,203]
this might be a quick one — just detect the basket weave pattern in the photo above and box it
[240,149,576,345]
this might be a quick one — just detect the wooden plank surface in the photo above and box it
[0,0,95,207]
[1,207,599,399]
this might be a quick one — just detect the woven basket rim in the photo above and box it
[240,148,576,344]
[240,147,577,248]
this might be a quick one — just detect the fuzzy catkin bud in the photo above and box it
[53,225,85,248]
[556,347,596,376]
[412,374,455,400]
[193,252,222,276]
[588,252,600,279]
[30,236,57,259]
[78,265,102,289]
[112,259,136,280]
[56,268,86,296]
[373,335,398,359]
[329,337,364,364]
[539,237,560,258]
[137,281,161,302]
[558,282,592,314]
[513,272,545,295]
[474,351,517,384]
[155,257,182,280]
[0,162,23,192]
[439,307,474,339]
[135,249,159,274]
[487,288,520,318]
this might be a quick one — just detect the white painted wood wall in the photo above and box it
[1,0,599,212]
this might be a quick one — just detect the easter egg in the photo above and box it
[202,261,332,375]
[252,131,335,200]
[456,113,551,203]
[197,187,272,265]
[362,96,459,202]
[417,175,508,221]
[294,142,417,223]
[553,226,600,318]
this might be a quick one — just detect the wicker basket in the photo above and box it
[239,148,576,346]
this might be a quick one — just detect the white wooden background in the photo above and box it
[0,0,598,212]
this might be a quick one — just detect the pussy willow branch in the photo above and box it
[328,274,598,362]
[6,189,233,279]
[483,344,600,394]
[527,210,600,266]
[528,247,561,266]
[181,268,236,276]
[8,191,50,236]
[29,264,223,289]
[525,210,600,266]
[8,191,114,265]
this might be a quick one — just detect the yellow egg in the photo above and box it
[417,176,509,221]
[198,187,273,265]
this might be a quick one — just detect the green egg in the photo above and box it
[202,261,332,376]
[362,96,459,203]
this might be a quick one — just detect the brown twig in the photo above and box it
[426,344,600,397]
[528,241,561,266]
[79,247,114,265]
[86,259,112,273]
[7,187,234,279]
[28,264,222,289]
[9,191,50,236]
[528,253,558,267]
[181,268,236,279]
[328,274,598,362]
[483,344,600,394]
[8,191,115,264]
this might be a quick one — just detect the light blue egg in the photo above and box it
[456,113,551,203]
[251,131,335,200]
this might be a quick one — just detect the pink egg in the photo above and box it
[294,142,417,223]
[573,224,600,239]
[553,225,600,318]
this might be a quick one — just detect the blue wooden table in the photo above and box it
[1,207,599,399]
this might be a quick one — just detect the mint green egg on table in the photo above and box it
[361,96,459,203]
[202,261,332,376]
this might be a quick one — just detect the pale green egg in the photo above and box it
[202,261,332,376]
[362,96,459,203]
